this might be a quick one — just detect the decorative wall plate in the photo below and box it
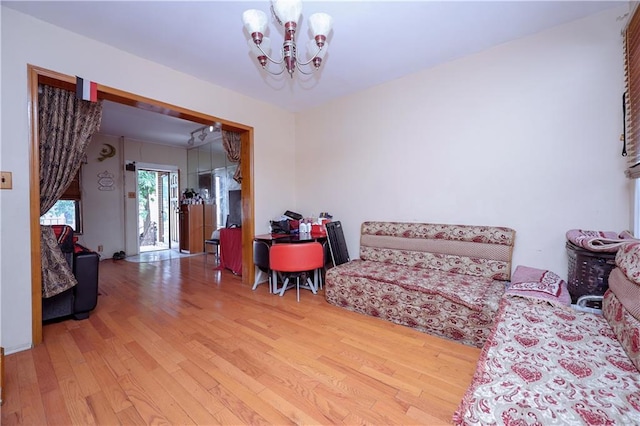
[98,171,115,191]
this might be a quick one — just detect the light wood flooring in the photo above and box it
[2,255,480,425]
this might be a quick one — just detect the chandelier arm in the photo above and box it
[256,43,285,65]
[263,65,287,76]
[295,45,324,67]
[295,64,317,75]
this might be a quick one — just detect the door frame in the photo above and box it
[135,165,174,254]
[28,64,255,344]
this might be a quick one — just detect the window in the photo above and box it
[625,5,640,178]
[40,169,83,232]
[624,5,639,235]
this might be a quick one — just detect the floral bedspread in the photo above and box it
[454,295,640,425]
[324,259,504,348]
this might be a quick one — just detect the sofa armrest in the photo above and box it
[72,250,99,318]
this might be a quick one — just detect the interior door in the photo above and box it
[169,171,180,248]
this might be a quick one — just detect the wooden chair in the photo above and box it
[269,242,324,302]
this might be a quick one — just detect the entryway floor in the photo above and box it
[125,248,201,263]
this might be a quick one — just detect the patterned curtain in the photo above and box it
[222,130,242,183]
[39,85,103,298]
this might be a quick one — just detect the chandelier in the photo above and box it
[242,0,333,78]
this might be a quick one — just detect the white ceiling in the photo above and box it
[5,0,626,147]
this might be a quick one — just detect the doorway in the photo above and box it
[28,65,256,345]
[137,168,179,252]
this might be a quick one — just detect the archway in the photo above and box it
[28,65,255,344]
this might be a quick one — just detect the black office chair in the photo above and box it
[252,240,272,292]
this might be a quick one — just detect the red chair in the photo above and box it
[269,242,324,302]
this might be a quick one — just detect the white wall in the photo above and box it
[79,134,125,259]
[79,134,188,259]
[122,138,188,256]
[0,7,296,354]
[295,7,631,278]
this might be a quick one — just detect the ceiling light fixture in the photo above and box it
[243,0,333,78]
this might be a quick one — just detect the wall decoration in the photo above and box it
[98,143,116,162]
[97,171,115,191]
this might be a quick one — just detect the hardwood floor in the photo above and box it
[2,255,480,425]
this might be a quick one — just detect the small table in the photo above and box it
[254,233,327,244]
[253,233,328,291]
[218,227,242,275]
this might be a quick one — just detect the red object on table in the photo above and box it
[218,228,243,275]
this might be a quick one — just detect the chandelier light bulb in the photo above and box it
[242,9,268,43]
[271,0,302,24]
[309,12,333,43]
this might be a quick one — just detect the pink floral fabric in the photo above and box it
[505,281,572,308]
[360,222,515,280]
[454,296,640,425]
[604,289,640,372]
[509,265,563,295]
[616,241,640,284]
[566,229,638,252]
[325,260,505,348]
[360,246,511,281]
[505,265,571,307]
[361,221,516,245]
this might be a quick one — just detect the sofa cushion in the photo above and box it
[328,259,503,314]
[616,241,640,284]
[454,296,640,425]
[604,275,640,371]
[325,259,505,347]
[359,222,515,280]
[505,265,571,307]
[608,267,640,322]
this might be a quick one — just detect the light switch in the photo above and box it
[0,172,12,189]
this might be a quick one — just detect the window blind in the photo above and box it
[60,169,81,201]
[625,5,640,178]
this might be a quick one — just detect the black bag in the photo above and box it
[270,220,290,234]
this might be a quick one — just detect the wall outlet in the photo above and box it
[97,245,103,252]
[0,172,12,189]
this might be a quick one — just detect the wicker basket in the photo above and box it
[566,241,616,303]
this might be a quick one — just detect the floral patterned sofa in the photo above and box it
[324,221,516,348]
[454,242,640,425]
